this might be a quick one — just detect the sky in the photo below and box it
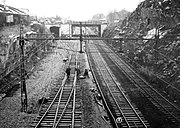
[3,0,143,20]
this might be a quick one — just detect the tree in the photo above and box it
[92,13,105,20]
[55,15,62,21]
[106,11,116,23]
[106,9,130,24]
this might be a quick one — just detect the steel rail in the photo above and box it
[89,42,148,127]
[103,36,180,94]
[122,63,180,124]
[52,79,65,128]
[102,39,180,97]
[86,44,119,128]
[100,41,180,124]
[53,85,74,128]
[103,55,148,128]
[53,45,79,128]
[85,33,119,128]
[34,54,72,128]
[34,78,66,128]
[89,46,130,127]
[118,58,180,123]
[72,52,78,128]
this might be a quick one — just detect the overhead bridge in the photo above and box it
[71,21,102,37]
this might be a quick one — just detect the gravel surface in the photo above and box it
[80,52,112,128]
[0,40,73,128]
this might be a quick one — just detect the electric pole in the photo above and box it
[19,19,28,112]
[79,22,83,53]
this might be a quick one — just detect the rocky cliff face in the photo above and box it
[103,0,180,99]
[121,0,180,36]
[104,0,180,37]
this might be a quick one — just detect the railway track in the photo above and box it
[32,44,82,128]
[87,41,150,128]
[93,40,180,127]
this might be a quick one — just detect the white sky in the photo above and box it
[4,0,143,20]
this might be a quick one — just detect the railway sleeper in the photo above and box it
[165,116,180,122]
[33,120,81,125]
[125,118,146,121]
[39,111,81,116]
[35,117,81,122]
[123,113,142,117]
[121,107,140,111]
[35,120,81,124]
[35,118,81,122]
[127,121,148,125]
[37,114,81,119]
[42,109,74,113]
[120,122,149,128]
[39,110,82,115]
[32,123,81,128]
[40,110,72,114]
[120,109,140,113]
[56,123,82,127]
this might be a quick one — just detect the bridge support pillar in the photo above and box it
[79,22,83,53]
[98,25,101,37]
